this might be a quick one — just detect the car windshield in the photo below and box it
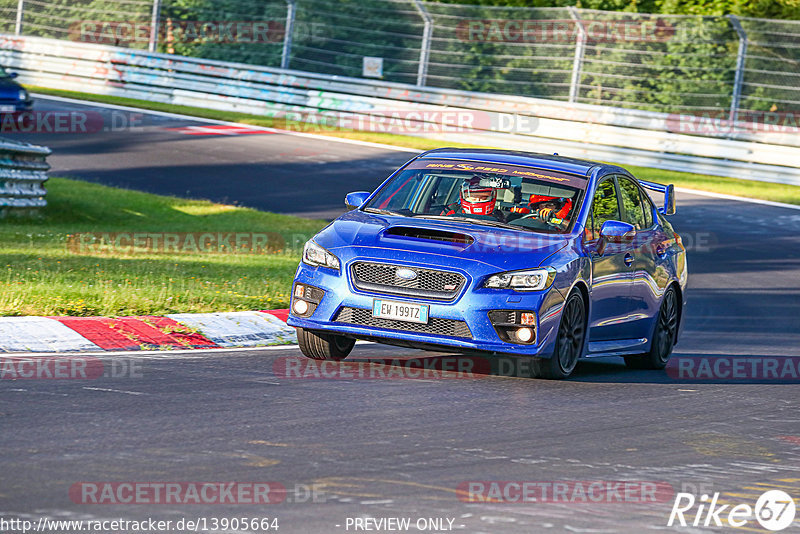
[364,158,586,234]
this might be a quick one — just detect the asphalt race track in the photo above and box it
[2,97,800,533]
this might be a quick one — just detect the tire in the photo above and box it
[625,286,679,370]
[296,327,355,361]
[537,290,586,379]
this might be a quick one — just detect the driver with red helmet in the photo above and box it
[442,176,505,221]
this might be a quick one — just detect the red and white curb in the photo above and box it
[0,310,294,353]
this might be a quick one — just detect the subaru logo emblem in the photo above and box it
[395,268,417,281]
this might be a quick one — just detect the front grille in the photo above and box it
[350,262,466,300]
[334,307,472,339]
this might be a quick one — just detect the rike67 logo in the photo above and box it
[668,490,796,531]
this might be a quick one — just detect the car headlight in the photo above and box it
[484,267,556,291]
[18,89,27,101]
[302,240,340,270]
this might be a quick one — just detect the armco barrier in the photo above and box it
[0,136,51,217]
[1,34,799,185]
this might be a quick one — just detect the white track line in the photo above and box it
[82,387,146,395]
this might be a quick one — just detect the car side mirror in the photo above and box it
[344,191,370,211]
[9,72,18,79]
[597,220,635,255]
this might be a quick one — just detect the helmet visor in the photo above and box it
[461,182,496,203]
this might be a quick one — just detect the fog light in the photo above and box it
[515,327,534,343]
[293,299,309,315]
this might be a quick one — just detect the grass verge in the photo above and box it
[31,85,800,206]
[0,178,326,316]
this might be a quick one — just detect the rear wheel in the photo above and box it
[625,286,678,370]
[538,290,586,379]
[296,327,355,361]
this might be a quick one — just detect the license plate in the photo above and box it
[0,105,15,112]
[372,299,429,324]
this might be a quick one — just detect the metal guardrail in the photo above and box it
[0,136,51,217]
[1,34,799,186]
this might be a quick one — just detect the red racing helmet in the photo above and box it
[460,178,497,215]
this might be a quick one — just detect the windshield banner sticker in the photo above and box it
[405,159,586,187]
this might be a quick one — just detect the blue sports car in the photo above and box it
[287,149,687,379]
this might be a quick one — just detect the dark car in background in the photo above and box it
[0,67,32,114]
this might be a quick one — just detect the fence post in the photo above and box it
[14,0,23,36]
[412,0,432,86]
[567,7,586,104]
[148,0,161,53]
[281,0,296,69]
[727,15,747,123]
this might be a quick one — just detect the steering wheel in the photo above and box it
[520,207,555,220]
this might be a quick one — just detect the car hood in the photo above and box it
[314,210,569,273]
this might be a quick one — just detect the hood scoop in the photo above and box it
[384,226,474,245]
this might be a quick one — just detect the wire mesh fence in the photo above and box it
[739,17,800,113]
[0,1,16,34]
[425,5,576,98]
[571,10,739,112]
[1,0,798,116]
[291,0,426,84]
[9,0,154,43]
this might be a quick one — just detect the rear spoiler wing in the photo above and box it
[639,180,676,216]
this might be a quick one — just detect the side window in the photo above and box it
[588,179,620,240]
[618,176,646,230]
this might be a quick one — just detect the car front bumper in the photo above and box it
[286,261,567,358]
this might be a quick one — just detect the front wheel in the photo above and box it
[625,286,678,370]
[296,327,355,361]
[537,290,586,379]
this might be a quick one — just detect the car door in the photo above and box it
[585,177,636,342]
[617,175,666,340]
